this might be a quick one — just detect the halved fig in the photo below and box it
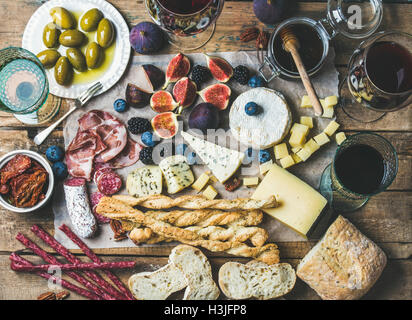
[172,77,197,109]
[204,54,233,83]
[143,64,165,91]
[198,83,231,110]
[126,83,150,108]
[150,90,179,113]
[162,53,190,89]
[151,112,179,139]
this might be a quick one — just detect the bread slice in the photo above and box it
[128,264,186,300]
[296,215,387,300]
[218,260,296,300]
[169,245,220,300]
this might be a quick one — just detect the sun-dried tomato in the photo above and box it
[0,154,31,185]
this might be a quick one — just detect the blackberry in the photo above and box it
[233,65,250,85]
[128,117,151,135]
[191,65,211,87]
[140,147,154,165]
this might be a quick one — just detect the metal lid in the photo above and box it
[324,0,383,39]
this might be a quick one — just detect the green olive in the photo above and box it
[80,8,103,32]
[85,42,103,69]
[66,48,87,72]
[96,18,114,48]
[49,7,75,29]
[37,49,61,68]
[59,30,86,47]
[54,56,72,85]
[42,23,60,48]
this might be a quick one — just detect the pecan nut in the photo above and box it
[110,220,128,241]
[224,177,242,192]
[55,290,70,300]
[240,27,259,42]
[37,292,56,300]
[256,30,269,49]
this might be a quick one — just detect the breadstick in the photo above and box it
[113,194,278,211]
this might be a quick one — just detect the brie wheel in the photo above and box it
[229,88,292,149]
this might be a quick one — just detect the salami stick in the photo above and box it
[9,253,101,300]
[59,224,134,300]
[16,233,115,300]
[11,261,136,272]
[30,225,127,300]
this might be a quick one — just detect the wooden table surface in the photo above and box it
[0,0,411,300]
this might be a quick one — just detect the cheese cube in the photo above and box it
[291,146,302,154]
[289,130,306,148]
[260,160,274,175]
[313,132,330,147]
[324,121,340,136]
[300,116,313,128]
[300,95,312,108]
[192,173,210,192]
[203,185,218,200]
[336,132,347,145]
[280,155,295,169]
[252,164,328,237]
[291,153,302,164]
[243,177,259,187]
[274,143,289,160]
[322,105,334,118]
[325,95,338,107]
[303,139,320,154]
[290,123,310,136]
[296,148,312,162]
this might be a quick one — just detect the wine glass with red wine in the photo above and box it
[146,0,225,51]
[340,31,412,122]
[319,132,398,213]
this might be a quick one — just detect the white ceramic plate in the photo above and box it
[22,0,130,99]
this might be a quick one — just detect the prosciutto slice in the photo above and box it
[108,137,142,169]
[78,110,128,163]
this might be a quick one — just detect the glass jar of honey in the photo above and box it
[259,0,383,82]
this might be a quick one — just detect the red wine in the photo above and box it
[335,144,385,195]
[158,0,212,15]
[366,41,412,93]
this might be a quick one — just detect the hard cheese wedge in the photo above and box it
[181,132,245,183]
[252,164,327,238]
[159,155,194,194]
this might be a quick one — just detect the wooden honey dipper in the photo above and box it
[280,27,323,116]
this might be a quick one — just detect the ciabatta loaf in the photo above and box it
[218,261,296,300]
[296,215,387,300]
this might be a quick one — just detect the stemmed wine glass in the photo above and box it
[146,0,225,51]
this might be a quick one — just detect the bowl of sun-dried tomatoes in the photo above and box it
[0,150,54,213]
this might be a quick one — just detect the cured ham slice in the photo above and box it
[108,137,142,169]
[78,110,128,163]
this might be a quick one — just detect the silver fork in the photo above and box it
[34,82,103,145]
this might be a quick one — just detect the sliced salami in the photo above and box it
[97,172,122,195]
[90,191,110,224]
[64,178,97,238]
[93,167,114,185]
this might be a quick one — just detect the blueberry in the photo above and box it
[52,161,68,180]
[114,99,127,113]
[45,145,64,163]
[244,147,257,164]
[245,102,259,116]
[259,150,271,164]
[186,151,198,165]
[176,143,188,156]
[248,75,265,88]
[141,131,158,147]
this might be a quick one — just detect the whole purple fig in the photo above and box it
[188,103,220,132]
[130,22,165,54]
[253,0,289,25]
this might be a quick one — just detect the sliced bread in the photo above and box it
[169,245,220,300]
[218,260,296,300]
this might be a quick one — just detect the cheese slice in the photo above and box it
[181,132,244,183]
[159,155,194,194]
[252,164,327,237]
[126,166,162,197]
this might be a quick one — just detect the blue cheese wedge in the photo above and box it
[126,166,163,197]
[181,132,245,183]
[159,155,194,194]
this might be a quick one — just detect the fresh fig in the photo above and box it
[189,103,220,132]
[126,83,150,108]
[130,21,165,54]
[150,90,179,113]
[253,0,289,25]
[163,53,191,89]
[198,83,231,110]
[204,54,233,83]
[172,77,197,109]
[151,112,179,139]
[143,64,165,90]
